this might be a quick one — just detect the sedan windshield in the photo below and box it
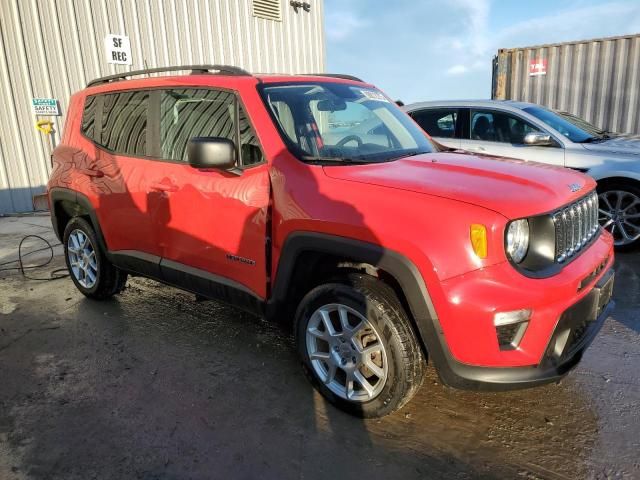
[523,105,608,143]
[260,82,433,164]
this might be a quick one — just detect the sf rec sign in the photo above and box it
[104,34,132,65]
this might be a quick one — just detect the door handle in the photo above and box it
[471,146,486,152]
[79,168,104,178]
[149,181,178,193]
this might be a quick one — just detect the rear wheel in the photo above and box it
[295,273,425,417]
[63,217,127,299]
[598,181,640,250]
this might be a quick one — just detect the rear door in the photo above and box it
[459,108,565,166]
[87,90,162,268]
[150,88,271,299]
[409,108,461,149]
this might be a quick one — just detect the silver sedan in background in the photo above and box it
[403,100,640,249]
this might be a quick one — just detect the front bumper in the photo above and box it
[425,231,615,391]
[434,267,614,391]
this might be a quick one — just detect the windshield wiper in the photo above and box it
[300,156,368,165]
[580,135,610,143]
[381,150,427,162]
[398,151,423,157]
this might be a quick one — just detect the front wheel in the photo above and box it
[598,181,640,250]
[295,273,425,417]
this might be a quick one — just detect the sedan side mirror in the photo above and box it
[523,132,554,147]
[187,137,237,170]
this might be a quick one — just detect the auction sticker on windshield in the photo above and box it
[360,89,389,102]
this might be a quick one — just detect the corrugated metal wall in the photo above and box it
[492,33,640,136]
[0,0,325,214]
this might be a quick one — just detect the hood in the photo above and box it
[581,134,640,156]
[323,152,595,219]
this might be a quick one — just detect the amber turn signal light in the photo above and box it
[470,224,488,259]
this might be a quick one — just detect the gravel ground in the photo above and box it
[0,215,638,480]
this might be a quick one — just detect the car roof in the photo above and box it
[82,73,372,96]
[255,74,371,85]
[402,99,538,112]
[83,65,371,93]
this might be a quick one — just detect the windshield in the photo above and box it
[556,111,608,136]
[523,105,607,143]
[259,82,433,164]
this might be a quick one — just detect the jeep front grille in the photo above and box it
[553,191,600,263]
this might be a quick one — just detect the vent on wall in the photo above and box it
[253,0,282,21]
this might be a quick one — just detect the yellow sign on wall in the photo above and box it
[35,119,54,135]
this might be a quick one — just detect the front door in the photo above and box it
[151,88,270,299]
[459,109,565,166]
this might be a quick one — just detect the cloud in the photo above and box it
[497,1,640,49]
[325,7,369,41]
[446,65,468,76]
[435,0,491,77]
[447,0,490,55]
[439,1,640,82]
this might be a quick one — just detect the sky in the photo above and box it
[324,0,640,103]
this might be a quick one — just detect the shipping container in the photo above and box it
[0,0,325,215]
[492,33,640,136]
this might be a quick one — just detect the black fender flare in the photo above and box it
[269,232,445,355]
[49,187,109,252]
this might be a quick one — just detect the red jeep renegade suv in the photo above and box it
[48,65,614,417]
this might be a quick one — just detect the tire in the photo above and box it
[597,180,640,251]
[63,216,127,299]
[295,273,425,417]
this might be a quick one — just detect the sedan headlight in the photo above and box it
[506,219,529,263]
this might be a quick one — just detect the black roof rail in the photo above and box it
[87,64,251,87]
[301,73,365,82]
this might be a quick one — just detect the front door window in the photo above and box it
[470,110,542,145]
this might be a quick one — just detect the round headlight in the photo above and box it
[506,219,529,263]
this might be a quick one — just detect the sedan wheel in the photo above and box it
[598,189,640,247]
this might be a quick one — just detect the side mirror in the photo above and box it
[187,137,236,170]
[523,132,554,146]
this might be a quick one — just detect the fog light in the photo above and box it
[493,309,531,326]
[494,309,531,350]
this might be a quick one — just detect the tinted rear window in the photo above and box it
[100,91,148,156]
[411,108,458,138]
[81,95,98,140]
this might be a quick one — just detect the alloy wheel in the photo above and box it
[67,229,98,289]
[306,303,388,402]
[598,190,640,246]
